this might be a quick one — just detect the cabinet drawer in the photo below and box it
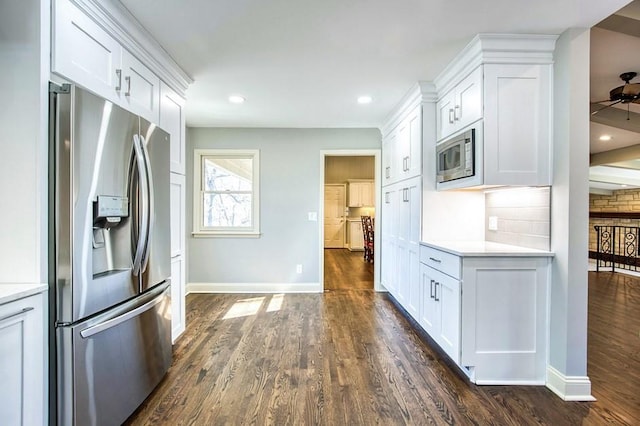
[420,245,461,279]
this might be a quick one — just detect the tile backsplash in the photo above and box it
[485,187,550,250]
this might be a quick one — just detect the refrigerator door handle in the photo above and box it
[131,135,150,277]
[138,134,154,275]
[79,282,168,338]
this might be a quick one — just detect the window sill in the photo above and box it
[191,231,262,239]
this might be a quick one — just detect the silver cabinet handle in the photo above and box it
[405,156,410,171]
[430,279,435,299]
[125,75,131,97]
[448,108,454,124]
[0,307,34,323]
[434,281,440,302]
[385,166,391,179]
[429,257,441,263]
[454,105,460,121]
[115,69,122,92]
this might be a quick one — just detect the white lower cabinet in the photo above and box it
[0,290,46,425]
[419,264,461,364]
[348,220,364,251]
[418,244,550,385]
[381,176,421,320]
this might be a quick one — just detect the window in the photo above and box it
[193,149,260,237]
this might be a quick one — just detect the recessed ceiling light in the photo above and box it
[357,96,373,104]
[599,134,612,141]
[228,95,245,104]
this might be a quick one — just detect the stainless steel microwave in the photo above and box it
[436,128,475,183]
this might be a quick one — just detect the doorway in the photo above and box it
[320,151,380,291]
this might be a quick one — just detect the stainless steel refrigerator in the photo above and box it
[49,83,172,425]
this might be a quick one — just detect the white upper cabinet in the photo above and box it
[160,82,186,174]
[434,34,556,189]
[121,50,160,124]
[347,180,374,207]
[52,0,170,124]
[437,66,482,141]
[482,63,551,186]
[382,103,423,186]
[52,0,122,101]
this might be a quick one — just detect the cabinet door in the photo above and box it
[406,177,422,319]
[437,272,461,364]
[382,131,397,185]
[121,50,160,123]
[395,118,410,182]
[406,106,422,179]
[455,66,483,130]
[362,181,375,207]
[396,177,421,318]
[349,221,364,251]
[52,0,122,102]
[419,264,439,336]
[171,256,186,342]
[380,186,398,296]
[0,293,45,426]
[348,182,363,207]
[483,63,551,186]
[436,90,457,141]
[160,83,186,174]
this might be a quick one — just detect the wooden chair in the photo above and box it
[361,216,374,263]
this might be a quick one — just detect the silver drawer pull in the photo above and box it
[429,257,442,263]
[0,307,34,322]
[434,281,440,301]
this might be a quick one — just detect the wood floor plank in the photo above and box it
[126,266,640,425]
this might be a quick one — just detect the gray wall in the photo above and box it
[187,127,381,287]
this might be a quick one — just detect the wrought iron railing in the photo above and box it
[592,225,640,272]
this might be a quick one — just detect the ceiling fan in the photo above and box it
[591,72,640,119]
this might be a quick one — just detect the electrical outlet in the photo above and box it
[296,264,303,274]
[488,216,498,231]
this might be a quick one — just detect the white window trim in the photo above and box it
[192,149,260,237]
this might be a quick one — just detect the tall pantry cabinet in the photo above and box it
[51,0,192,342]
[380,84,435,321]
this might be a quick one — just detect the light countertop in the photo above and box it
[0,283,48,306]
[421,240,555,257]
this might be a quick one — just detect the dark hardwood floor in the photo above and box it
[324,248,373,291]
[125,270,640,425]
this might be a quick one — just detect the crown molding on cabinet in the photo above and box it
[68,0,193,97]
[434,33,558,100]
[380,81,437,137]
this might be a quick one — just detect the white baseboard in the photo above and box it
[186,282,323,294]
[546,366,596,401]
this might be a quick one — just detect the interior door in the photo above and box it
[324,185,346,248]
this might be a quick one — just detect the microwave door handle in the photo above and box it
[131,135,149,278]
[138,135,154,274]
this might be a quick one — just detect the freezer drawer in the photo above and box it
[57,282,172,426]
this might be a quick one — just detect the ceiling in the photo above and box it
[589,1,640,191]
[119,0,630,128]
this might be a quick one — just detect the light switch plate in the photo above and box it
[308,212,317,221]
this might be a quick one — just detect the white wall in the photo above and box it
[548,27,592,399]
[0,0,49,284]
[187,127,380,291]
